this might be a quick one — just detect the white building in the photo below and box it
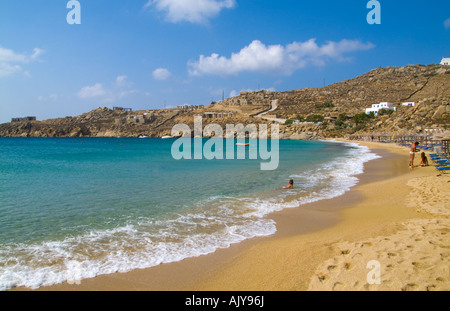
[441,58,450,66]
[365,102,397,115]
[402,102,415,107]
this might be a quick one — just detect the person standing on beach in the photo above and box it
[409,142,420,168]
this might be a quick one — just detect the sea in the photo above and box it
[0,137,380,290]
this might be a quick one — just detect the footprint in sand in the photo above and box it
[402,283,419,291]
[327,265,337,272]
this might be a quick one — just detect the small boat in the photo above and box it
[139,135,149,139]
[236,143,250,146]
[161,136,173,139]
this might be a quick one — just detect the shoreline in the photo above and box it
[15,140,449,291]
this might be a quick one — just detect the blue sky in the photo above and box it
[0,0,449,123]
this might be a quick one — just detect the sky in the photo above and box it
[0,0,449,124]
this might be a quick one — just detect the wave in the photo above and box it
[243,141,380,218]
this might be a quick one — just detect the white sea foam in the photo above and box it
[0,141,379,291]
[0,212,276,290]
[244,141,380,218]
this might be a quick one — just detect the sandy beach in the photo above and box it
[22,140,449,291]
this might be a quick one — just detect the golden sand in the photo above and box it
[308,142,449,291]
[192,142,450,291]
[25,141,449,291]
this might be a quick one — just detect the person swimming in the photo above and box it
[283,179,294,189]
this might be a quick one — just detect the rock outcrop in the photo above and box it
[1,64,448,139]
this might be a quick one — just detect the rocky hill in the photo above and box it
[1,64,449,139]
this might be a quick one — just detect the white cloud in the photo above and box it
[445,18,450,29]
[78,83,107,99]
[229,90,239,98]
[31,48,45,61]
[0,46,44,78]
[145,0,236,24]
[38,94,58,102]
[0,47,27,63]
[152,68,172,80]
[78,76,137,103]
[188,39,375,76]
[116,75,129,87]
[0,63,22,78]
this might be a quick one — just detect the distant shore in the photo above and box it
[16,140,449,291]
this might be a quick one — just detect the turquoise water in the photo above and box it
[0,138,379,290]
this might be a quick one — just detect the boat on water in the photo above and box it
[139,135,149,139]
[161,136,173,139]
[236,143,250,146]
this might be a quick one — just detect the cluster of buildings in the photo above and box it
[11,116,37,123]
[364,102,416,115]
[362,58,447,116]
[113,107,132,112]
[223,90,275,107]
[203,112,235,119]
[115,113,155,125]
[177,104,204,111]
[111,107,158,125]
[364,102,397,115]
